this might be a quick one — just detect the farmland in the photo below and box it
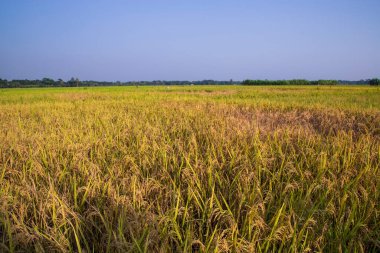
[0,85,379,252]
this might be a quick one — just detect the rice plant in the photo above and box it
[0,85,379,252]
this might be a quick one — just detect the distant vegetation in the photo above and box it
[369,78,380,86]
[242,79,339,86]
[0,77,379,88]
[0,78,235,88]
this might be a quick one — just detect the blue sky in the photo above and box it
[0,0,379,81]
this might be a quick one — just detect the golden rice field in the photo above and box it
[0,85,379,252]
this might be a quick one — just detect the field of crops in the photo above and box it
[0,85,379,252]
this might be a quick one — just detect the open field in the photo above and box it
[0,85,379,252]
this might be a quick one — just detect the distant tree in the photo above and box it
[312,80,338,85]
[290,79,310,85]
[243,79,340,86]
[243,79,291,85]
[42,78,55,86]
[57,79,65,86]
[0,78,8,87]
[369,78,380,86]
[68,78,75,87]
[68,77,80,87]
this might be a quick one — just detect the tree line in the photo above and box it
[0,77,379,88]
[0,78,235,88]
[242,79,380,86]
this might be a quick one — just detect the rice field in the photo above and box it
[0,85,379,252]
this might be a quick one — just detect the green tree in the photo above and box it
[68,77,80,87]
[369,78,380,86]
[42,78,55,86]
[0,78,8,87]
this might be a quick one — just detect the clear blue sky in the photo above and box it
[1,0,379,81]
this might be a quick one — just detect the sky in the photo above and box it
[0,0,379,81]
